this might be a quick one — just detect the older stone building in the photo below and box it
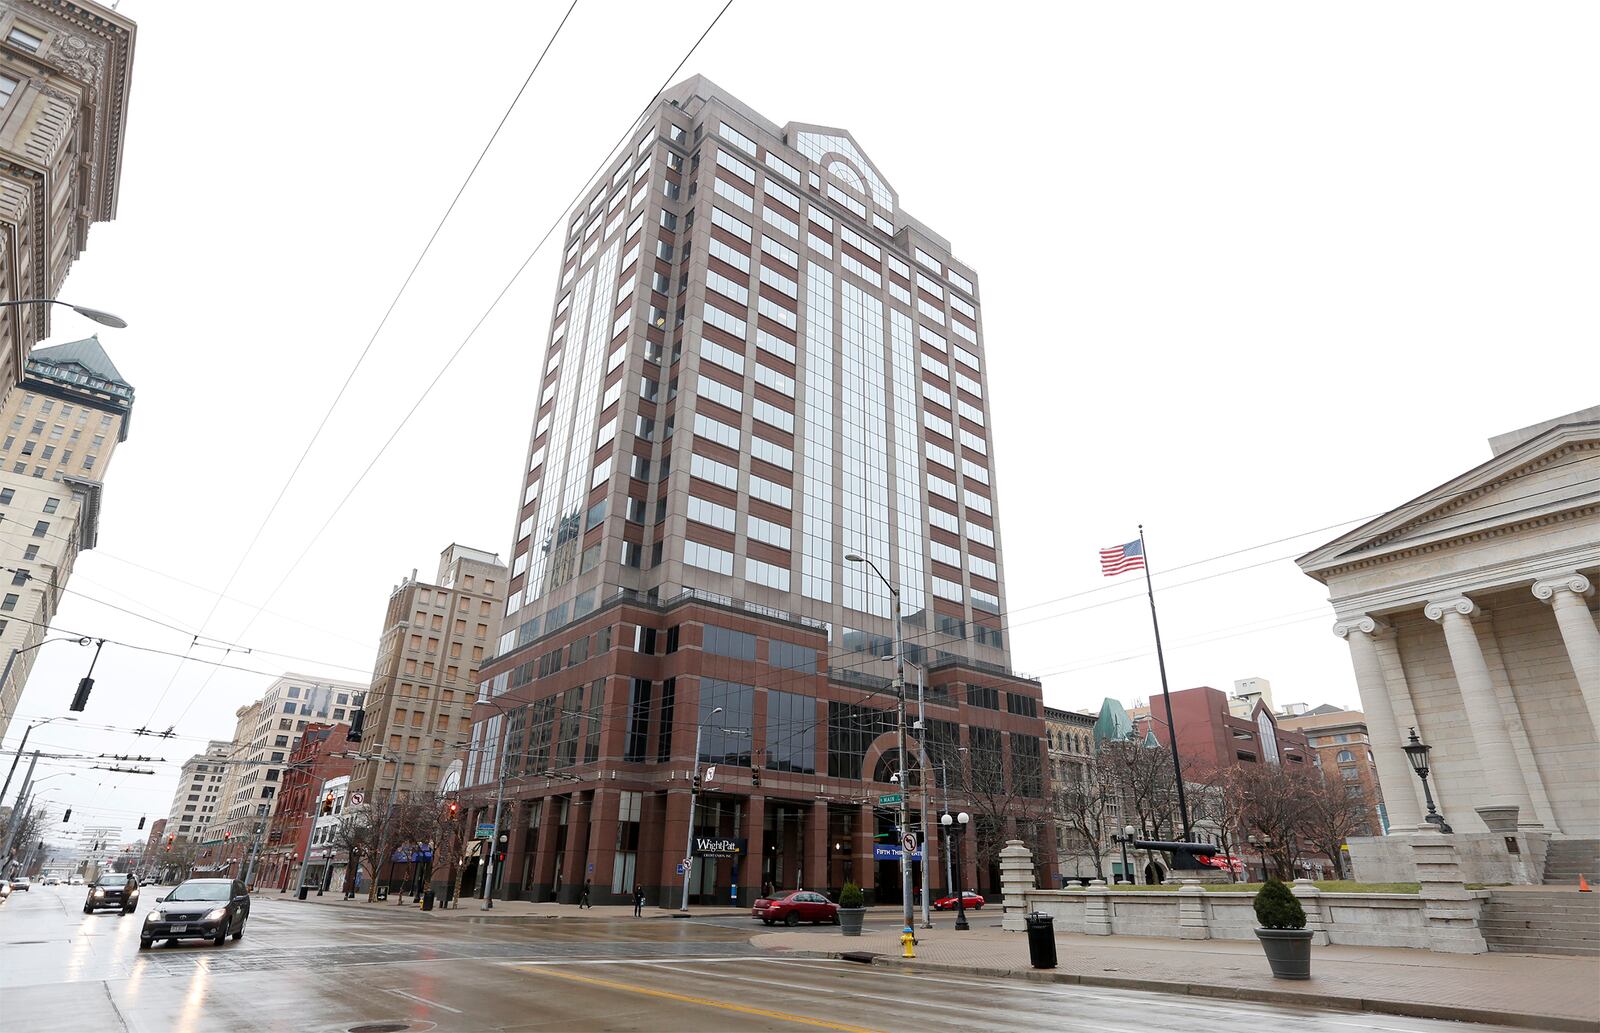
[0,336,132,741]
[1298,406,1599,882]
[350,544,506,805]
[1045,705,1098,882]
[1277,703,1388,838]
[0,0,135,389]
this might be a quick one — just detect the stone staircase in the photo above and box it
[1542,838,1599,886]
[1480,890,1600,956]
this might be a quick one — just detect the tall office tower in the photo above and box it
[350,544,507,806]
[467,77,1049,909]
[0,0,136,391]
[0,337,134,742]
[166,739,234,842]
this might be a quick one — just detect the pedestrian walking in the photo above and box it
[579,880,591,909]
[633,883,644,918]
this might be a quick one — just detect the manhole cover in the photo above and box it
[349,1025,410,1033]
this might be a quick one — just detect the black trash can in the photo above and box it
[421,890,435,911]
[377,886,389,901]
[1025,912,1057,969]
[297,886,308,900]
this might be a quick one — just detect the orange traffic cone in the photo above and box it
[1580,874,1592,892]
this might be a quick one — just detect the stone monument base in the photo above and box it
[1346,830,1550,885]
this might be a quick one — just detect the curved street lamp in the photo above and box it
[1,714,79,806]
[0,298,128,328]
[681,706,723,911]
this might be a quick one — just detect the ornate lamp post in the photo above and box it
[1112,824,1138,885]
[1401,728,1452,833]
[939,810,971,931]
[1247,833,1272,881]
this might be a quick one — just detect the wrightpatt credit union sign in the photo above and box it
[691,836,747,858]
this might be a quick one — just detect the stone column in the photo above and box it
[999,839,1033,931]
[1334,616,1424,831]
[1290,879,1329,945]
[1176,880,1209,940]
[1533,572,1600,737]
[804,800,828,895]
[1083,879,1112,935]
[1410,822,1486,954]
[741,793,765,906]
[1423,597,1537,829]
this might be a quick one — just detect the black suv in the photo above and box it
[84,873,139,914]
[141,878,250,948]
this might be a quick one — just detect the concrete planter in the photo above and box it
[1474,806,1520,834]
[1255,927,1313,979]
[838,908,866,936]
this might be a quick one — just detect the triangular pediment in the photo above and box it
[1298,419,1600,578]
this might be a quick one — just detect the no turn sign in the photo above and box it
[901,832,918,854]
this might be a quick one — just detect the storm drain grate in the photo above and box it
[349,1025,411,1033]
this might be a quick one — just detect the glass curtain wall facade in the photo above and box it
[497,76,1009,680]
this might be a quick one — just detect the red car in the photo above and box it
[933,891,985,911]
[752,890,839,926]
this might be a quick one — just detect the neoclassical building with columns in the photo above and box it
[1298,406,1599,877]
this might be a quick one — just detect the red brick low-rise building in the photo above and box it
[260,722,356,892]
[1134,685,1313,774]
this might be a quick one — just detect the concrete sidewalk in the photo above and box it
[754,923,1600,1032]
[256,889,699,921]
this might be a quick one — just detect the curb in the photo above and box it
[258,895,684,921]
[767,949,1600,1033]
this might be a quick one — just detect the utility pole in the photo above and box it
[480,747,506,910]
[914,662,932,930]
[680,707,722,911]
[1,750,39,861]
[372,753,402,903]
[890,581,913,932]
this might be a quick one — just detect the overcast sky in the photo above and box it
[5,1,1595,844]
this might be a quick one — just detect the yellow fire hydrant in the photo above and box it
[901,926,916,958]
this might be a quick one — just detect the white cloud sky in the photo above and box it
[7,0,1595,842]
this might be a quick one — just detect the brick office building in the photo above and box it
[260,722,355,893]
[464,77,1050,908]
[1133,686,1314,775]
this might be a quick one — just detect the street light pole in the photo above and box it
[848,553,912,932]
[1,716,77,809]
[941,810,971,931]
[681,706,723,911]
[480,745,506,910]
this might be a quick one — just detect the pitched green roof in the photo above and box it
[31,335,132,389]
[1092,697,1134,748]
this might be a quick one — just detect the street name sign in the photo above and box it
[475,823,495,839]
[878,793,902,805]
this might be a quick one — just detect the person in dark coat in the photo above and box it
[633,883,645,917]
[579,880,591,909]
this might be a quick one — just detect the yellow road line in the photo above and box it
[517,966,889,1033]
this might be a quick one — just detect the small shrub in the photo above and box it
[1253,877,1306,930]
[839,883,864,909]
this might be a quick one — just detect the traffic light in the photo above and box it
[62,808,71,823]
[320,794,334,816]
[447,801,459,819]
[750,766,762,787]
[223,830,231,843]
[347,709,365,742]
[691,774,702,792]
[69,676,94,712]
[137,816,146,830]
[167,833,175,846]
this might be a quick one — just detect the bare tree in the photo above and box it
[1187,764,1252,881]
[1097,738,1180,882]
[1298,769,1368,880]
[1231,763,1319,878]
[1053,763,1115,880]
[330,807,377,897]
[948,730,1052,886]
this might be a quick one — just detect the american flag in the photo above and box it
[1100,539,1145,576]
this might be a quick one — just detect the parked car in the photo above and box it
[751,890,839,926]
[933,891,985,911]
[69,876,84,886]
[43,877,60,886]
[141,878,250,948]
[84,874,140,914]
[10,877,29,891]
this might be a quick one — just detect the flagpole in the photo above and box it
[1138,524,1192,842]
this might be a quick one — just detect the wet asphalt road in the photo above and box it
[1,883,1527,1032]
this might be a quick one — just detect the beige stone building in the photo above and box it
[0,0,135,389]
[1044,705,1099,881]
[351,545,505,806]
[1298,406,1599,880]
[164,740,232,843]
[0,336,131,740]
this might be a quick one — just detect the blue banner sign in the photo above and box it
[873,844,924,861]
